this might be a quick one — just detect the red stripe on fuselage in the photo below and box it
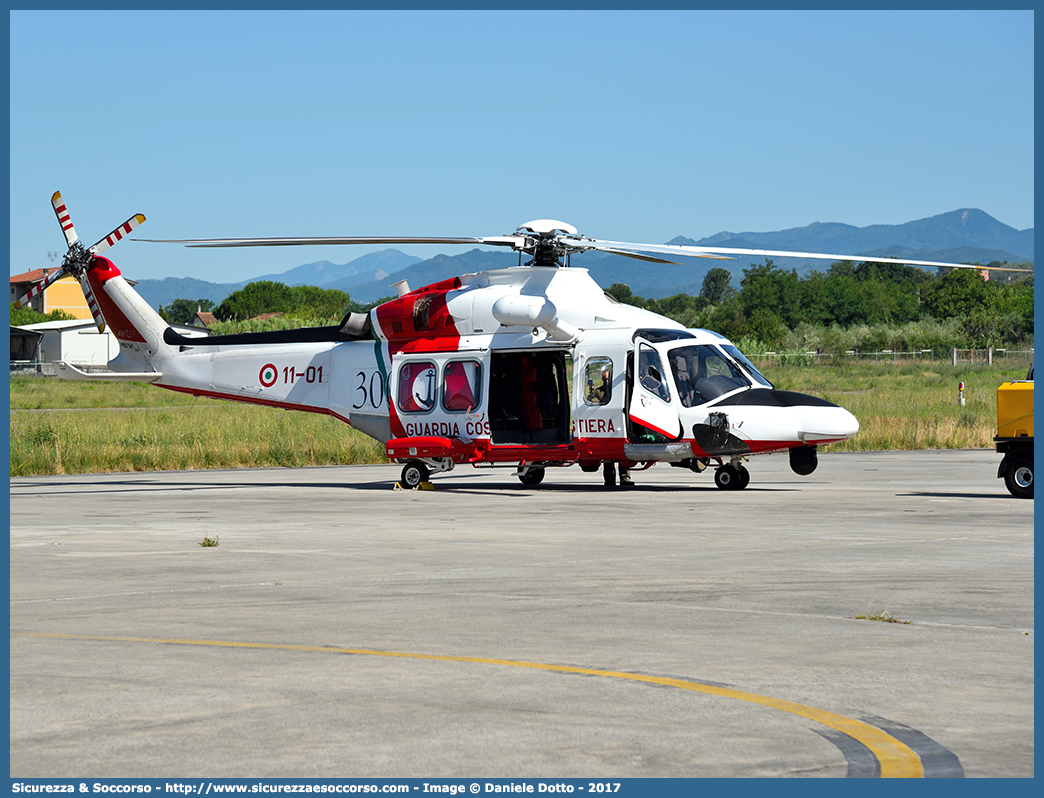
[158,384,353,425]
[373,278,463,438]
[627,414,681,441]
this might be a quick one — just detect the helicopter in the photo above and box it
[17,192,1030,490]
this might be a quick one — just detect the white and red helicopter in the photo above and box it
[17,192,1023,489]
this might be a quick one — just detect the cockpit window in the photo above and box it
[720,344,773,388]
[668,345,749,407]
[637,343,671,402]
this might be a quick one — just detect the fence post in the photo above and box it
[951,348,957,367]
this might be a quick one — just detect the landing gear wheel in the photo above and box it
[400,460,429,489]
[715,464,743,490]
[1004,454,1033,499]
[735,464,750,490]
[517,467,545,486]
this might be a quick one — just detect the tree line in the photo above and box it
[609,261,1033,354]
[156,281,388,326]
[136,260,1035,355]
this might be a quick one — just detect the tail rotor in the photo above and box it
[14,191,145,332]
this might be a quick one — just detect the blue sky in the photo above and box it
[9,9,1035,284]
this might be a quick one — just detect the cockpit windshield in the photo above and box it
[667,345,750,407]
[720,344,773,388]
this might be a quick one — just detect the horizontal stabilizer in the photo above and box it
[55,361,164,382]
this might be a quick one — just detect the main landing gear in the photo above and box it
[714,462,750,490]
[398,457,455,489]
[400,460,430,489]
[516,466,546,486]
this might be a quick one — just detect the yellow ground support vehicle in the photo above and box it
[996,366,1034,499]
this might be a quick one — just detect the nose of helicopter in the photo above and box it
[799,401,860,444]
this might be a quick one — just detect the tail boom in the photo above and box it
[83,257,172,370]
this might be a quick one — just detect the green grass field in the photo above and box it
[762,359,1024,452]
[10,378,386,476]
[9,359,1030,476]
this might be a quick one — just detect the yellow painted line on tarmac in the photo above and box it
[13,632,923,777]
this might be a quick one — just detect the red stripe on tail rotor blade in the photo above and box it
[16,267,68,308]
[15,285,41,307]
[92,214,145,255]
[81,280,106,332]
[51,193,77,244]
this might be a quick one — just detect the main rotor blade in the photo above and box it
[587,247,681,265]
[14,266,69,309]
[89,214,147,256]
[584,239,1034,273]
[584,244,731,264]
[135,235,491,248]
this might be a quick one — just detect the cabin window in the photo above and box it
[584,357,613,406]
[442,360,482,412]
[397,361,437,413]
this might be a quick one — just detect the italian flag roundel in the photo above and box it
[259,364,278,387]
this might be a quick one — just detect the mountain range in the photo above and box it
[132,208,1033,310]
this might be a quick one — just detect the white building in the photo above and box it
[15,320,119,367]
[11,320,206,371]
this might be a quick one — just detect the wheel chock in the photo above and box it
[393,481,436,491]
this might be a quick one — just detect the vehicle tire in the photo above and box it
[518,467,545,486]
[1004,454,1033,499]
[400,460,429,489]
[736,464,750,490]
[714,464,739,490]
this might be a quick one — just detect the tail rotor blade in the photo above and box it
[90,213,146,256]
[79,274,106,333]
[51,191,79,248]
[14,266,70,309]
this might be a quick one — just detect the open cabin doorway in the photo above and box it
[488,349,572,444]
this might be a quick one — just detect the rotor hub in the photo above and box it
[63,242,91,274]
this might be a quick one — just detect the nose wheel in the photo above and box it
[714,463,750,490]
